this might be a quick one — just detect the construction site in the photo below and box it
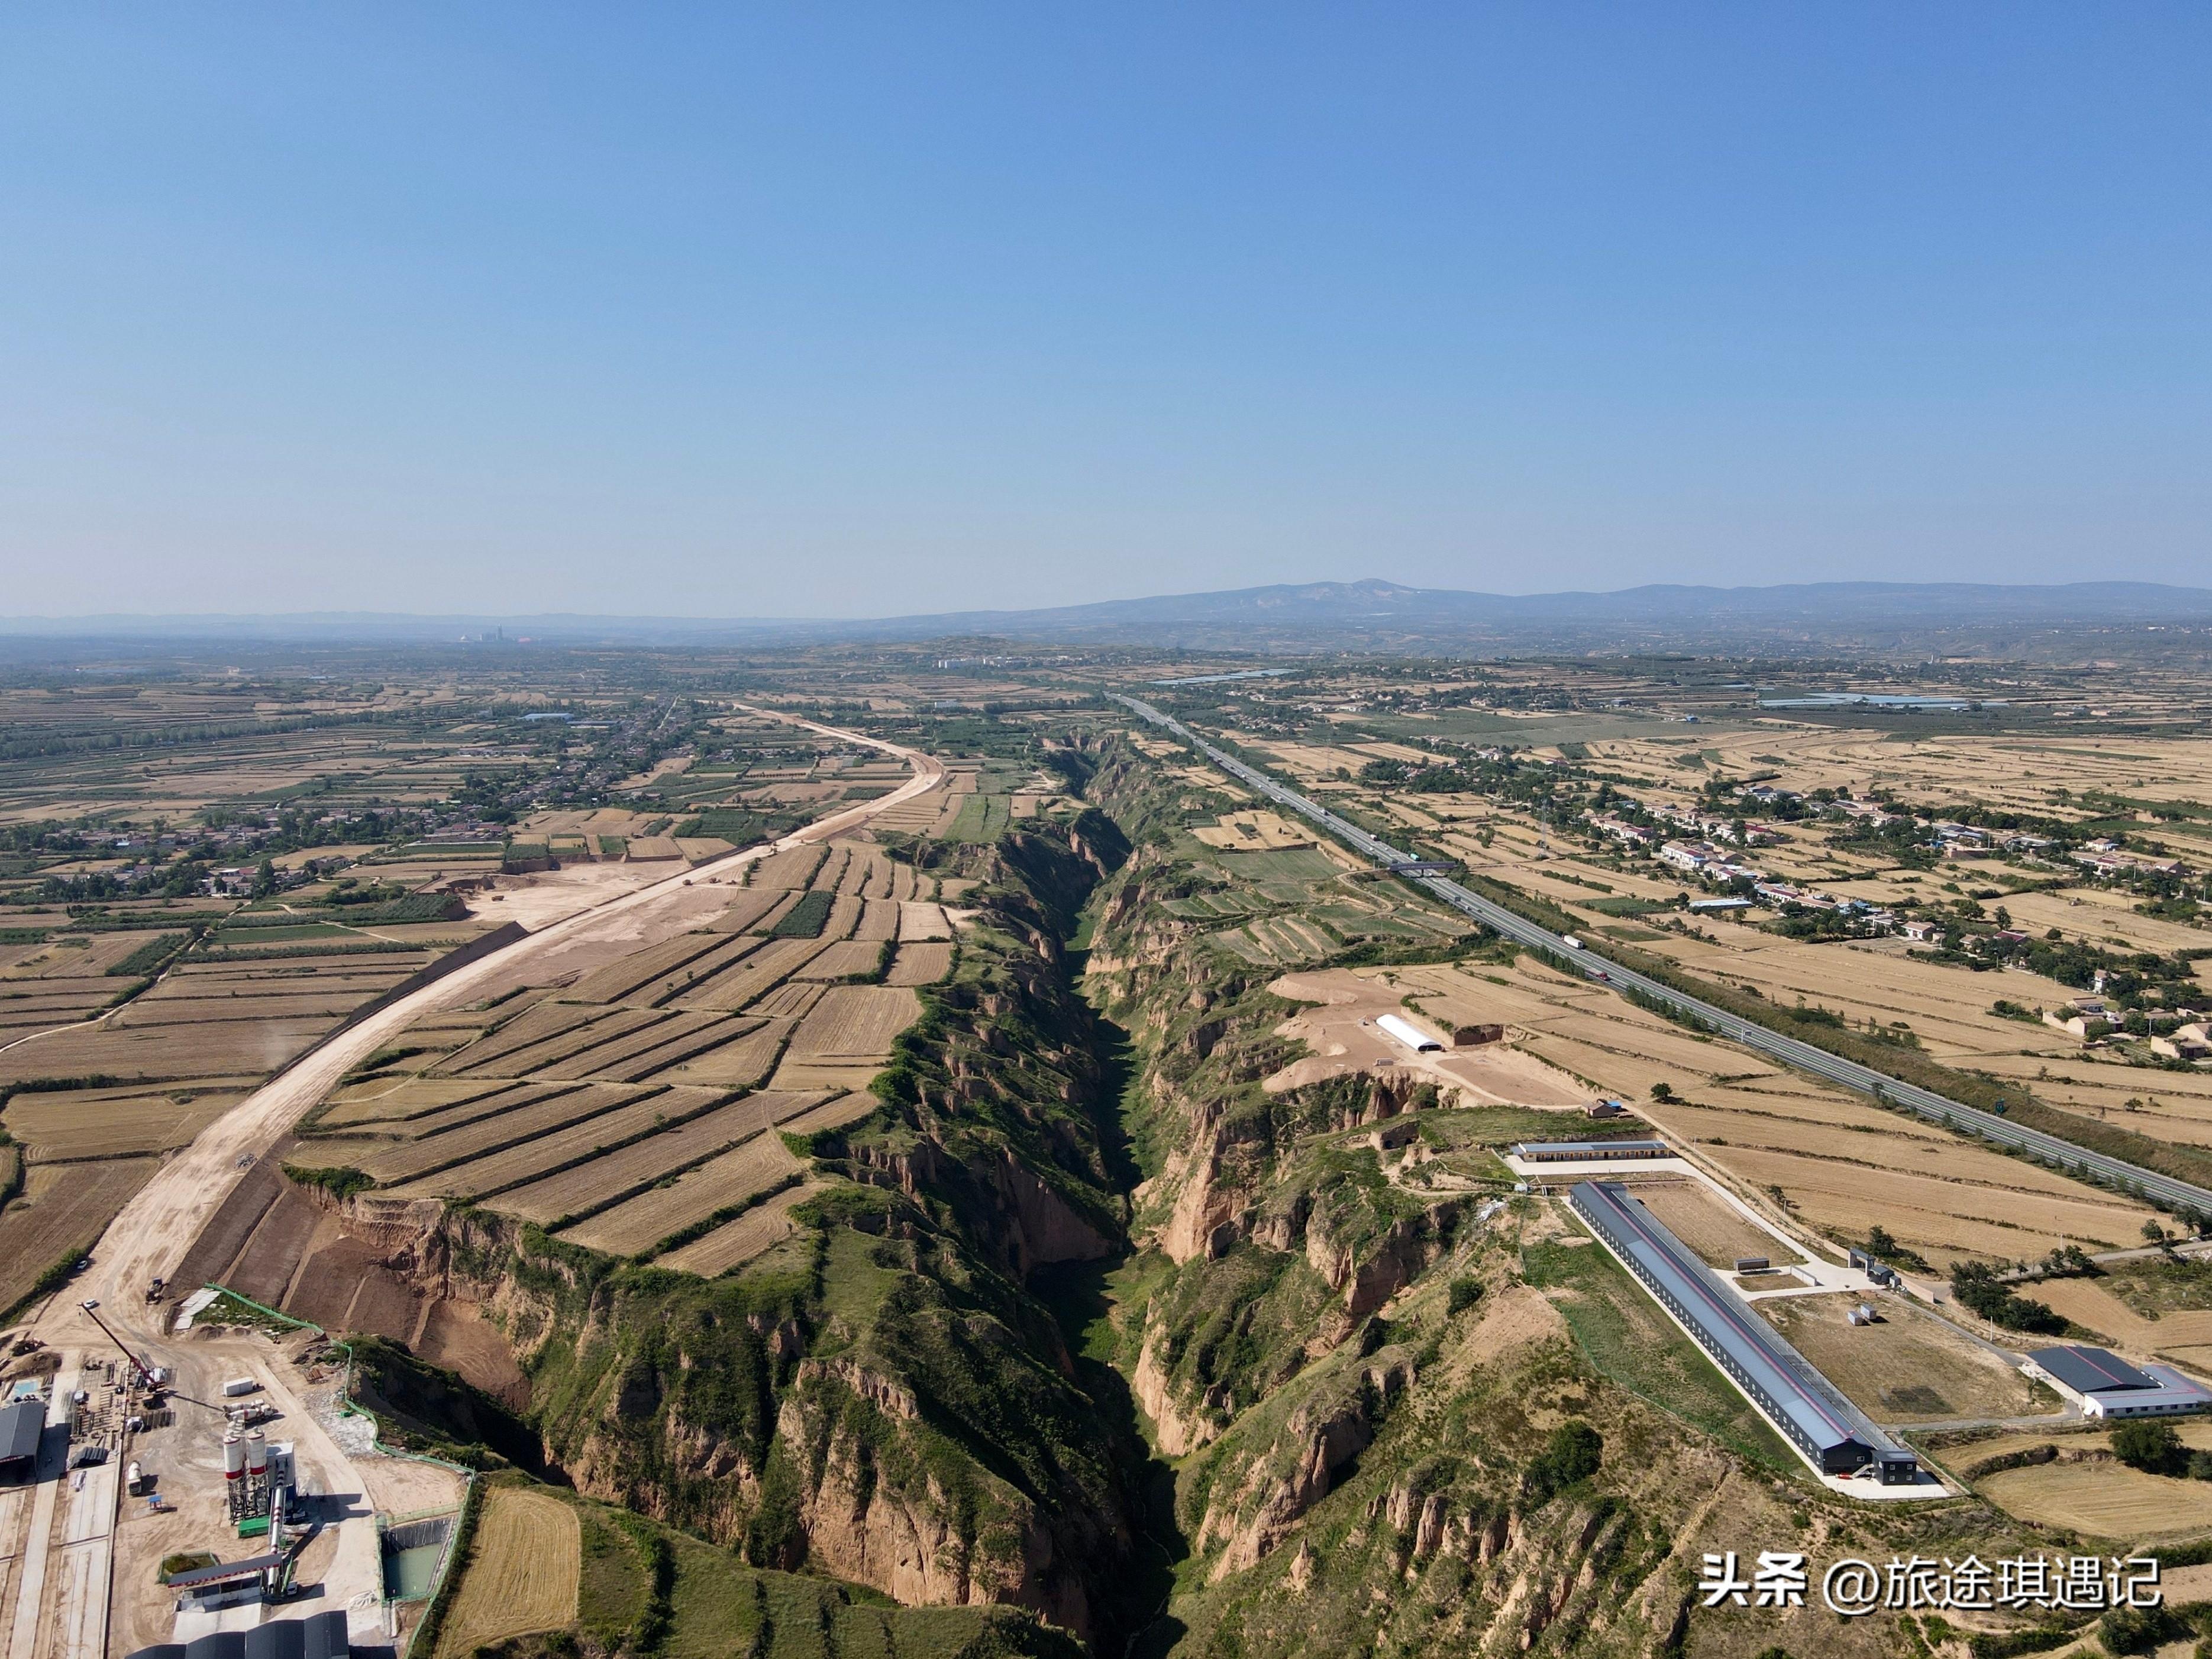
[0,1270,463,1659]
[0,702,949,1659]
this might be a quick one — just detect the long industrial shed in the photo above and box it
[1571,1180,1917,1482]
[1109,692,2212,1221]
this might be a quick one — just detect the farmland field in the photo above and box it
[241,810,954,1277]
[705,888,790,934]
[658,1182,821,1277]
[1979,1459,2212,1538]
[659,1019,793,1089]
[795,940,881,981]
[851,898,900,941]
[1,931,182,977]
[551,1127,807,1255]
[2,1090,243,1161]
[0,1015,344,1087]
[432,998,587,1062]
[486,1091,815,1226]
[437,1485,581,1659]
[450,1007,662,1077]
[750,844,826,890]
[0,1158,160,1313]
[383,1088,721,1197]
[886,942,952,986]
[1626,1181,1795,1269]
[896,902,952,941]
[330,1080,583,1140]
[775,1092,879,1139]
[787,986,921,1059]
[533,1011,728,1080]
[676,937,835,1011]
[747,981,824,1019]
[344,1085,645,1182]
[1384,955,2161,1267]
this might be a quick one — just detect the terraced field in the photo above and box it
[885,942,952,986]
[551,1126,808,1255]
[660,1182,821,1276]
[290,833,931,1277]
[487,1090,815,1226]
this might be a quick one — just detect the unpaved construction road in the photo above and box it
[37,703,939,1351]
[4,706,941,1659]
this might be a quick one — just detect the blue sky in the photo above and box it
[2,5,2205,617]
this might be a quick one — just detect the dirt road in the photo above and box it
[39,706,937,1351]
[5,706,939,1659]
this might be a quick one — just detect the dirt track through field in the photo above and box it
[27,705,942,1351]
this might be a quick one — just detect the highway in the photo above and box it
[1110,692,2212,1221]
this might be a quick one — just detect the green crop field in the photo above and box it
[769,889,835,938]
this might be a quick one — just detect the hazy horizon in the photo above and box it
[4,573,2209,644]
[5,7,2207,617]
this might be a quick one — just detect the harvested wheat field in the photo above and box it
[660,1181,821,1277]
[570,1018,753,1085]
[561,931,734,1004]
[886,942,952,986]
[0,1015,335,1087]
[1979,1460,2212,1539]
[2,931,183,977]
[435,1000,603,1074]
[0,1158,159,1311]
[346,1085,646,1183]
[747,981,824,1019]
[1685,1140,2150,1264]
[822,892,863,939]
[897,901,952,941]
[787,985,921,1060]
[834,846,883,894]
[706,887,793,934]
[553,1127,806,1256]
[436,1485,580,1659]
[450,1007,663,1078]
[530,1010,725,1081]
[750,844,827,890]
[2,1090,242,1161]
[486,1092,813,1227]
[675,937,834,1011]
[796,940,882,981]
[329,1080,582,1142]
[599,935,770,1009]
[775,1092,879,1139]
[658,1019,793,1089]
[384,1089,719,1199]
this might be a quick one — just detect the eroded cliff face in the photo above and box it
[1073,748,1991,1658]
[289,818,1147,1643]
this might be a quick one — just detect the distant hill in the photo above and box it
[5,577,2210,656]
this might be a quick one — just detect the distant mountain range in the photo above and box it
[6,579,2211,656]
